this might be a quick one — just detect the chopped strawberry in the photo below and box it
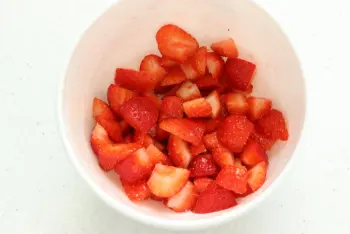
[119,97,159,133]
[159,118,206,145]
[91,124,142,170]
[119,120,130,136]
[211,38,238,58]
[133,131,154,147]
[218,115,254,153]
[183,98,212,118]
[225,93,249,115]
[192,182,237,214]
[193,177,214,193]
[240,139,267,167]
[165,181,198,212]
[211,147,235,168]
[250,131,276,150]
[247,161,268,191]
[146,144,168,165]
[234,158,243,167]
[160,57,178,68]
[216,165,248,194]
[140,54,167,84]
[188,154,219,178]
[206,52,225,80]
[247,97,272,121]
[121,179,150,201]
[233,84,253,94]
[203,132,221,150]
[181,62,199,80]
[107,84,137,115]
[151,194,164,201]
[225,58,256,91]
[115,148,153,183]
[115,68,158,92]
[190,143,207,156]
[190,46,207,77]
[168,135,193,168]
[176,81,201,101]
[95,116,122,143]
[234,186,252,198]
[153,140,165,152]
[195,75,219,91]
[255,109,289,141]
[160,66,187,87]
[156,24,199,62]
[159,96,184,121]
[205,118,222,134]
[142,92,162,110]
[93,98,115,120]
[163,84,182,97]
[206,90,221,118]
[155,125,170,141]
[147,163,190,198]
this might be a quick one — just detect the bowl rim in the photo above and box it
[56,0,308,230]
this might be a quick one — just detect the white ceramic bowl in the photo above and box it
[58,0,306,231]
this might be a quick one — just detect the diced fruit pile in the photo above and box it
[90,24,289,214]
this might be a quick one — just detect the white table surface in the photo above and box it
[1,0,350,233]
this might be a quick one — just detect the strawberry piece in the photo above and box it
[93,98,115,120]
[225,58,256,91]
[247,97,272,121]
[176,81,201,101]
[190,46,207,77]
[190,143,207,156]
[168,135,192,168]
[147,163,190,198]
[183,98,212,118]
[155,125,170,141]
[247,161,268,191]
[218,115,254,153]
[159,96,184,121]
[203,132,221,150]
[165,181,198,212]
[206,52,225,80]
[140,54,167,84]
[211,38,238,58]
[164,84,182,97]
[180,62,199,81]
[193,177,214,193]
[216,165,248,194]
[251,131,276,151]
[160,66,187,87]
[205,118,223,134]
[192,182,237,214]
[119,97,159,133]
[160,57,178,68]
[91,124,142,170]
[240,139,267,167]
[156,24,199,62]
[154,140,165,152]
[233,84,253,94]
[115,148,153,183]
[255,109,289,141]
[195,75,219,91]
[146,144,168,165]
[119,120,130,135]
[107,84,137,115]
[159,118,206,145]
[234,158,243,167]
[225,93,248,115]
[188,154,219,178]
[115,68,159,92]
[211,147,235,168]
[121,179,150,201]
[95,116,122,143]
[133,131,154,147]
[142,92,162,110]
[206,90,221,119]
[151,194,164,201]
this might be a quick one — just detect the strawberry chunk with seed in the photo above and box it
[176,81,201,101]
[146,144,168,165]
[225,93,249,115]
[188,154,219,178]
[140,54,167,84]
[142,92,162,110]
[190,143,207,156]
[247,97,272,121]
[168,135,192,168]
[255,109,289,141]
[211,38,238,58]
[155,125,170,141]
[211,147,235,168]
[147,164,190,198]
[218,115,254,153]
[216,165,248,194]
[107,84,137,115]
[247,161,268,191]
[119,97,159,133]
[190,46,207,77]
[206,52,225,80]
[159,118,205,145]
[206,90,221,119]
[240,139,267,167]
[159,96,184,121]
[183,98,212,118]
[95,116,122,143]
[133,131,154,147]
[165,181,198,212]
[156,24,199,62]
[181,62,199,80]
[203,132,221,150]
[93,98,115,120]
[225,58,256,91]
[193,177,214,193]
[195,75,219,91]
[160,66,187,87]
[205,118,222,134]
[192,183,237,214]
[160,57,178,68]
[114,68,158,92]
[251,131,276,151]
[121,179,150,201]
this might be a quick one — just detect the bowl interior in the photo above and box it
[59,0,306,229]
